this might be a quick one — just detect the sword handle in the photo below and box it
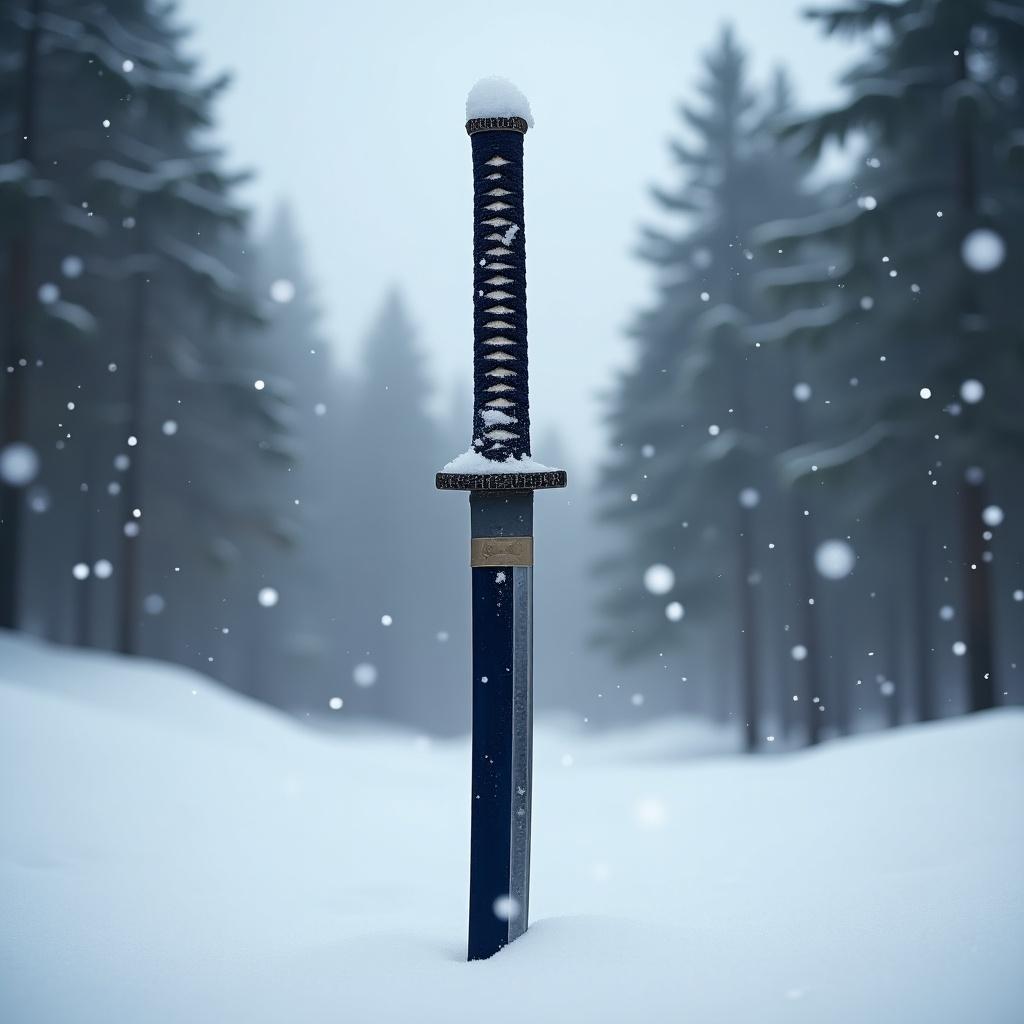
[467,117,531,461]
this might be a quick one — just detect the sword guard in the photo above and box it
[436,470,567,491]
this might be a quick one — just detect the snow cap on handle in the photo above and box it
[466,77,533,132]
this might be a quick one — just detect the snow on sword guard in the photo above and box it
[436,77,566,961]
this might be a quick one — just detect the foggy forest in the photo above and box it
[2,1,1022,1021]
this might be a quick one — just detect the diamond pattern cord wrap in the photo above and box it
[469,117,531,461]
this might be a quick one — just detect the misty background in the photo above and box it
[177,0,855,458]
[2,0,1022,746]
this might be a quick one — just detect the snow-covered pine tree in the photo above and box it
[343,289,466,732]
[757,0,1024,717]
[595,27,818,749]
[82,8,267,656]
[0,0,107,630]
[1,1,288,672]
[236,202,345,706]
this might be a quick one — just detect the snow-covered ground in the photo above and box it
[2,632,1022,1023]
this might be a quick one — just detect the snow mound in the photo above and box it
[2,631,1022,1023]
[466,77,534,128]
[443,448,554,474]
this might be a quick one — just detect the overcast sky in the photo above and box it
[179,0,856,472]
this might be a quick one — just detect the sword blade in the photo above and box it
[467,490,534,960]
[508,564,533,943]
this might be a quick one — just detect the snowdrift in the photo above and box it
[1,632,1021,1023]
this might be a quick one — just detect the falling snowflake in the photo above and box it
[960,379,985,404]
[27,487,50,513]
[269,278,296,303]
[961,228,1005,273]
[981,505,1004,527]
[257,587,279,608]
[353,662,378,687]
[815,540,856,580]
[492,895,521,921]
[643,564,675,595]
[0,443,40,487]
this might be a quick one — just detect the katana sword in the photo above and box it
[436,78,566,962]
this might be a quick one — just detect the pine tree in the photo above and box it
[238,201,341,706]
[0,0,105,628]
[82,12,261,655]
[342,289,466,732]
[0,1,287,676]
[758,0,1024,717]
[595,27,818,749]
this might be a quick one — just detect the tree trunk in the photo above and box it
[710,616,733,725]
[117,263,148,654]
[961,477,996,711]
[795,516,825,745]
[883,594,901,729]
[737,506,760,753]
[785,350,825,746]
[74,485,95,647]
[829,591,850,738]
[953,48,997,713]
[911,522,935,721]
[0,0,43,630]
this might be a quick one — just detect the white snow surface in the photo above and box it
[2,631,1022,1023]
[443,448,554,474]
[466,77,534,128]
